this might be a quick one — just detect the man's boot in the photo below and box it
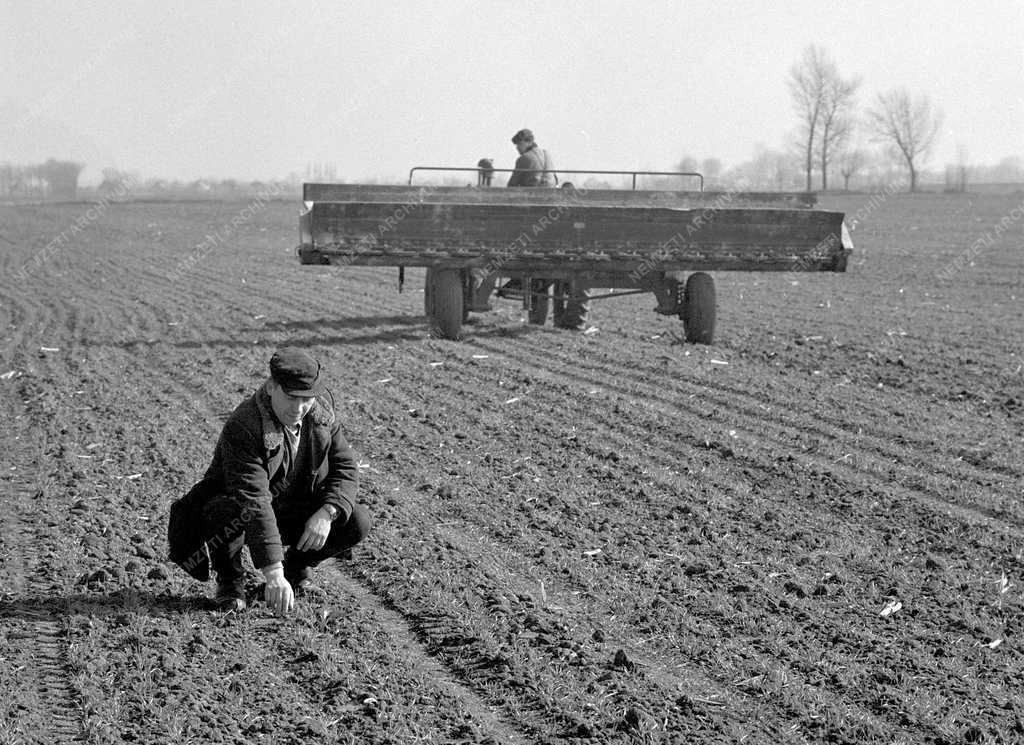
[211,537,247,611]
[284,557,325,598]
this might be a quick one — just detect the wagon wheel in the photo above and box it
[528,279,551,325]
[428,268,463,339]
[680,272,716,344]
[553,280,590,330]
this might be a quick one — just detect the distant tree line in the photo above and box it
[785,45,946,192]
[0,159,85,199]
[666,147,1023,194]
[672,45,1021,194]
[0,164,298,202]
[93,169,296,200]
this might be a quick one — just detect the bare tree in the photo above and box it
[788,46,831,191]
[867,87,943,192]
[789,46,860,192]
[818,74,860,190]
[837,147,868,190]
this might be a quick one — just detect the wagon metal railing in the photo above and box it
[408,167,704,192]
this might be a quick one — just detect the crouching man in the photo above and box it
[170,347,370,613]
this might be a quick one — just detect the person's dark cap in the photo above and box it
[511,128,534,144]
[269,347,324,396]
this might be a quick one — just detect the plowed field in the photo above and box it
[1,191,1022,744]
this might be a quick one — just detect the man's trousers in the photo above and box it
[200,494,370,585]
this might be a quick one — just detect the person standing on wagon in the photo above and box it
[169,348,371,613]
[507,128,556,187]
[495,128,557,299]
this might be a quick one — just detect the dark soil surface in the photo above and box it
[1,191,1022,744]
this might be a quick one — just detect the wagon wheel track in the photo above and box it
[328,566,539,745]
[1,386,85,742]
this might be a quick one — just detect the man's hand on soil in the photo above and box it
[295,508,333,552]
[261,563,295,614]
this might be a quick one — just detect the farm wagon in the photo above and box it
[296,168,852,342]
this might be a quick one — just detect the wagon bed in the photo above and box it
[297,184,851,275]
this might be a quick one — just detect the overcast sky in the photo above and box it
[2,0,1021,184]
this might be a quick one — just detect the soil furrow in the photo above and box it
[327,352,931,741]
[277,272,1021,494]
[369,332,1020,560]
[477,323,1020,483]
[466,334,1024,533]
[333,341,1013,739]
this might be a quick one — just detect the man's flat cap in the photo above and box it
[269,347,324,396]
[511,128,534,144]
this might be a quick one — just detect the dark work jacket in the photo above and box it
[180,384,358,569]
[507,144,554,187]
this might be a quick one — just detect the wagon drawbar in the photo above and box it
[295,168,853,342]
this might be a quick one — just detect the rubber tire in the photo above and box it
[553,280,590,330]
[429,269,463,339]
[681,272,716,344]
[528,279,550,325]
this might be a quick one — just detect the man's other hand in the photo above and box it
[261,563,295,614]
[296,507,333,552]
